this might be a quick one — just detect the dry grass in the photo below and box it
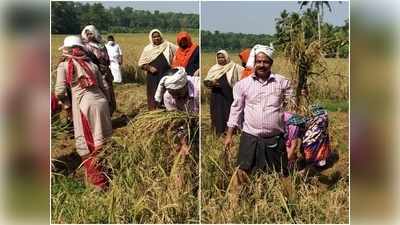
[201,101,349,223]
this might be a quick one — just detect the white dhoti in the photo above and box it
[105,42,123,83]
[110,62,122,83]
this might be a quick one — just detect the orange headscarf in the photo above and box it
[171,32,198,68]
[239,48,251,64]
[240,68,253,79]
[238,48,253,79]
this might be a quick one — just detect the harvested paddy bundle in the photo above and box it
[282,17,327,113]
[127,109,200,199]
[128,109,199,149]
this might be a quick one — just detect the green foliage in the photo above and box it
[51,2,199,34]
[201,30,276,52]
[51,2,81,34]
[275,9,348,58]
[201,8,348,58]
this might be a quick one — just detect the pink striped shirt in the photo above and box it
[227,73,292,137]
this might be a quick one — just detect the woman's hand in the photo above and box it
[149,65,158,74]
[204,80,220,88]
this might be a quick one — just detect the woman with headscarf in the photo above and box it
[55,36,113,190]
[171,31,199,76]
[204,50,244,135]
[81,25,116,115]
[138,29,177,110]
[238,48,253,79]
[301,104,332,168]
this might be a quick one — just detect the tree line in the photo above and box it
[51,2,199,34]
[201,31,275,53]
[202,8,348,58]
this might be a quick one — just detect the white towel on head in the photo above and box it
[246,43,275,68]
[154,67,188,102]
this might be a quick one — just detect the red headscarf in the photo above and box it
[65,48,97,87]
[171,32,198,68]
[238,48,253,79]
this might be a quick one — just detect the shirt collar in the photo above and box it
[251,72,276,83]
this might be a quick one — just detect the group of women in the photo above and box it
[138,29,199,110]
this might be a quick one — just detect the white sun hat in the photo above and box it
[58,35,85,50]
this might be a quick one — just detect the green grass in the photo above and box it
[320,99,349,112]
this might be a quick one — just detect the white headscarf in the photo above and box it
[154,67,188,102]
[246,43,275,68]
[81,25,102,43]
[204,50,243,87]
[138,29,177,67]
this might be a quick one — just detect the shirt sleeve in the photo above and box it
[227,81,245,128]
[54,63,67,98]
[163,92,177,111]
[188,76,200,99]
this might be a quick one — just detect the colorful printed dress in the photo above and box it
[301,105,331,167]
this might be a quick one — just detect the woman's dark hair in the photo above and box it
[107,35,114,41]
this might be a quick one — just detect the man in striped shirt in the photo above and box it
[224,44,293,179]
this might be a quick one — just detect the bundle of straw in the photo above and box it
[128,109,199,149]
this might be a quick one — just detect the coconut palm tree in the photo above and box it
[298,1,336,43]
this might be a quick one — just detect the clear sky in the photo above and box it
[82,1,348,35]
[84,1,199,14]
[202,1,349,34]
